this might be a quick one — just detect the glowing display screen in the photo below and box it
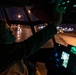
[61,51,70,68]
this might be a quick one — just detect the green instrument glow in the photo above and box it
[70,46,76,54]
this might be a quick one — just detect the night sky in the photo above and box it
[0,6,76,34]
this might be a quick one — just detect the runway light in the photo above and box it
[18,14,22,18]
[28,10,31,13]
